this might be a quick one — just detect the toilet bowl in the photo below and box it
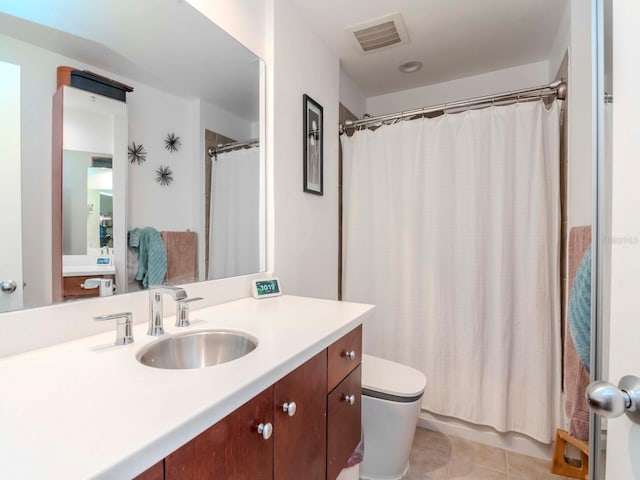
[360,354,427,480]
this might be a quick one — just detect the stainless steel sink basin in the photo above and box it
[137,329,258,369]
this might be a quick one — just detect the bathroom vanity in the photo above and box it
[137,325,362,480]
[0,295,371,479]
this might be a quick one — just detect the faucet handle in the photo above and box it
[175,297,203,327]
[81,278,114,297]
[94,312,134,346]
[149,284,187,301]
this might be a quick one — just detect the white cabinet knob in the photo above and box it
[282,401,297,417]
[257,422,273,440]
[343,394,355,405]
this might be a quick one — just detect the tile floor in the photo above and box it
[406,428,573,480]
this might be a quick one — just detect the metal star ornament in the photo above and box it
[164,132,182,153]
[128,142,147,164]
[155,166,174,186]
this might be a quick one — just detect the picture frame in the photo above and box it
[303,94,323,195]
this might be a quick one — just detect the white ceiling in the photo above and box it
[0,0,261,123]
[288,0,568,97]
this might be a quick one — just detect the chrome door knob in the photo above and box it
[345,350,356,360]
[282,401,297,416]
[343,394,356,405]
[257,422,273,440]
[586,375,640,424]
[0,280,17,294]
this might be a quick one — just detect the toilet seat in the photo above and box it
[362,354,427,403]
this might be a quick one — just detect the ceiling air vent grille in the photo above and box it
[348,13,410,54]
[354,21,401,51]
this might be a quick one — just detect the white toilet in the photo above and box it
[360,354,427,480]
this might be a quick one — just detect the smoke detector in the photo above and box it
[347,13,410,54]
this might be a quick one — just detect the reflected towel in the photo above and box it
[160,231,197,284]
[569,246,591,370]
[564,226,591,441]
[129,227,167,287]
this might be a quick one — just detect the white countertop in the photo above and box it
[0,295,373,479]
[62,265,117,277]
[62,255,116,277]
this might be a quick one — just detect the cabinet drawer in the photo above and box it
[62,275,108,299]
[327,365,361,480]
[327,325,362,392]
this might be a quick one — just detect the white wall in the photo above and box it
[566,0,594,230]
[272,0,340,300]
[339,69,367,118]
[366,61,549,115]
[199,100,254,142]
[549,0,571,81]
[186,0,269,60]
[126,84,198,232]
[606,2,640,478]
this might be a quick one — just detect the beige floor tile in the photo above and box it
[408,442,450,478]
[449,435,507,474]
[506,451,565,479]
[412,427,453,454]
[448,460,508,479]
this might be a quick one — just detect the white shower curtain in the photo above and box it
[342,101,562,443]
[208,147,260,280]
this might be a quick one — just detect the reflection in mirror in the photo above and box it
[0,0,265,312]
[63,153,114,255]
[207,138,261,280]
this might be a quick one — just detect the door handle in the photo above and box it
[586,375,640,424]
[0,280,17,294]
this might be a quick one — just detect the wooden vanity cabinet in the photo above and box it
[326,325,363,480]
[62,275,113,300]
[136,327,362,480]
[165,386,274,480]
[133,460,163,480]
[274,350,327,480]
[327,325,362,392]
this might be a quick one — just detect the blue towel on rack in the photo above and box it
[569,245,591,370]
[129,227,167,287]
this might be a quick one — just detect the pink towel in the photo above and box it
[564,226,591,441]
[160,231,197,284]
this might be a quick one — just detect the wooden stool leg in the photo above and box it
[550,430,588,480]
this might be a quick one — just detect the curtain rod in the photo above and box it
[340,80,567,134]
[208,139,259,158]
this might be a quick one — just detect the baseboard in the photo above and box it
[417,410,553,460]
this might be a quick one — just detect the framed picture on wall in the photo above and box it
[303,94,323,195]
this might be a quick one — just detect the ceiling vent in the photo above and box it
[347,13,410,54]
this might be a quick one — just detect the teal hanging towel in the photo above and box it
[129,227,167,287]
[568,245,591,371]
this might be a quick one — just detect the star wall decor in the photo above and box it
[155,165,174,186]
[164,132,182,153]
[128,142,147,165]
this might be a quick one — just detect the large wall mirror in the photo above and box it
[0,0,265,313]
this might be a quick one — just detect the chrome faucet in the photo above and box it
[148,285,187,336]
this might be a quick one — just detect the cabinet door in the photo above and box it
[274,350,327,480]
[327,325,362,392]
[327,365,361,480]
[165,386,274,480]
[133,460,164,480]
